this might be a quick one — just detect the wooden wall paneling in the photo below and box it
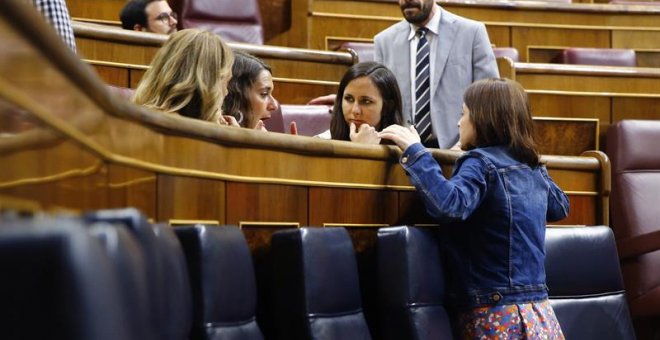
[636,50,660,68]
[558,195,597,226]
[91,64,129,88]
[487,26,512,50]
[130,69,145,88]
[267,58,347,82]
[510,26,610,62]
[106,164,157,219]
[533,117,599,156]
[308,187,399,226]
[612,29,660,49]
[272,80,339,104]
[258,0,291,42]
[397,191,436,226]
[225,182,308,226]
[76,37,161,66]
[68,0,124,23]
[527,93,610,141]
[156,175,226,223]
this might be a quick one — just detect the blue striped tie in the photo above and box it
[414,28,432,142]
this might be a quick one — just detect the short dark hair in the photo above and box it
[120,0,158,30]
[463,78,540,166]
[222,50,272,128]
[330,62,403,142]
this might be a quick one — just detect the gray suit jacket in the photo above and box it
[375,8,499,148]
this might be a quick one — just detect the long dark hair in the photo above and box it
[463,78,540,166]
[222,50,272,127]
[330,62,403,142]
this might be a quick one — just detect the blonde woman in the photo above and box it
[133,29,236,125]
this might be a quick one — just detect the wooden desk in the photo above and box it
[282,0,660,62]
[498,58,660,148]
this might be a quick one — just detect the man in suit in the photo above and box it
[375,0,499,148]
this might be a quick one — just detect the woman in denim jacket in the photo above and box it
[379,78,569,339]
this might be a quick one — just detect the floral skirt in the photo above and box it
[456,299,564,340]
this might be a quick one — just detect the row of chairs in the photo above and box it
[0,208,636,339]
[340,42,639,66]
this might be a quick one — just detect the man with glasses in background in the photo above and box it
[120,0,178,35]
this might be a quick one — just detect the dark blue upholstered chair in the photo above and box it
[546,226,636,340]
[175,225,263,340]
[271,227,372,340]
[0,217,133,339]
[88,222,151,340]
[376,226,454,340]
[84,208,192,340]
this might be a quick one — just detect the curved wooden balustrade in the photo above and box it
[1,0,609,227]
[73,20,352,104]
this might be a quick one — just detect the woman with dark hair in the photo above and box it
[222,51,278,131]
[318,61,403,144]
[379,78,568,339]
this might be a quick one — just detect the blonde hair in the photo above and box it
[133,29,234,123]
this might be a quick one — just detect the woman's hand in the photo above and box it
[220,115,240,127]
[378,124,421,151]
[349,122,381,144]
[254,120,268,132]
[307,94,336,106]
[289,121,298,135]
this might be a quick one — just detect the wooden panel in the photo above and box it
[68,0,125,23]
[273,81,338,104]
[92,64,129,88]
[156,175,226,222]
[557,195,597,226]
[225,182,308,225]
[309,187,398,226]
[511,27,610,61]
[107,164,157,219]
[612,30,660,49]
[533,117,598,156]
[397,191,435,226]
[487,26,512,49]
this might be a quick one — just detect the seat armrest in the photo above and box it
[617,229,660,259]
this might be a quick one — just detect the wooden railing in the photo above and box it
[73,21,352,103]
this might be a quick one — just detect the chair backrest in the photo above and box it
[545,226,636,340]
[179,0,263,44]
[271,227,372,340]
[88,222,152,340]
[492,47,520,62]
[561,47,637,67]
[264,104,332,136]
[339,42,376,62]
[84,208,192,340]
[175,225,263,340]
[283,104,332,137]
[152,223,194,340]
[0,217,132,340]
[607,119,660,320]
[376,226,454,340]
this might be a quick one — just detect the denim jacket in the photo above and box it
[400,143,570,309]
